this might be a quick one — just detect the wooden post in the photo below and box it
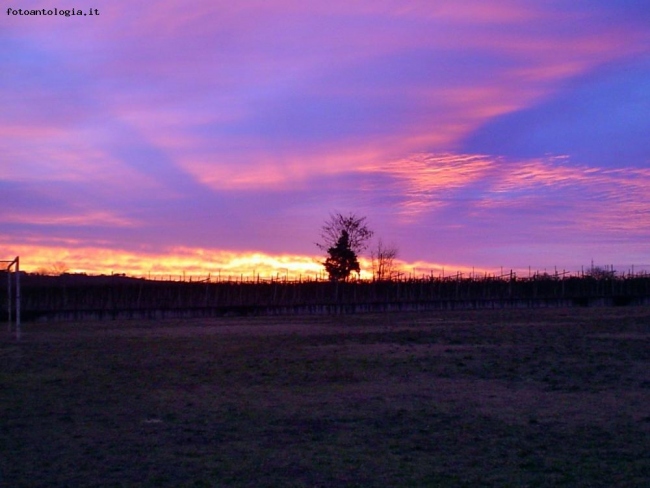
[509,270,513,299]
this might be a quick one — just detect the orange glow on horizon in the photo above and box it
[1,243,498,281]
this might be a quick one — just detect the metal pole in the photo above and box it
[6,263,11,331]
[16,256,21,341]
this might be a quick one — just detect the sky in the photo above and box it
[2,0,649,279]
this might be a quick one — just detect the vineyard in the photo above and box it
[4,271,650,322]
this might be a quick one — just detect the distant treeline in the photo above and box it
[2,271,650,322]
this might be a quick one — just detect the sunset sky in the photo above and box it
[2,1,649,278]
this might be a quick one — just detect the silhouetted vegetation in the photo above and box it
[4,269,650,322]
[371,239,398,281]
[324,230,360,281]
[317,212,374,255]
[317,212,373,281]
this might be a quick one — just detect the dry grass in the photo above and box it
[2,307,650,487]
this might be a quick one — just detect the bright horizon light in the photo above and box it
[1,243,472,280]
[4,243,646,283]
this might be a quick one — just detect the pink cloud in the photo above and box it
[366,152,650,247]
[361,154,495,217]
[1,210,137,228]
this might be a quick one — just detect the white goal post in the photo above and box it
[2,256,20,340]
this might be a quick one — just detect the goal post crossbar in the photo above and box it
[2,256,20,340]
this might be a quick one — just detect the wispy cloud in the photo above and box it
[361,154,495,217]
[1,210,136,228]
[362,153,650,258]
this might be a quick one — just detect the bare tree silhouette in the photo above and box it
[36,261,69,276]
[371,240,398,281]
[317,212,374,255]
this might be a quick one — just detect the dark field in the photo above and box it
[2,308,650,487]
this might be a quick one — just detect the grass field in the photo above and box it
[2,308,650,487]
